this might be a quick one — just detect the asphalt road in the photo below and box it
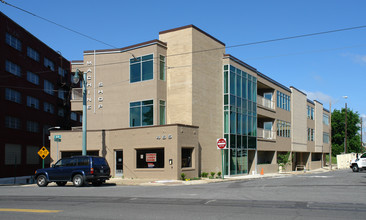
[0,169,365,219]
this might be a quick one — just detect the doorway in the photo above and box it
[115,150,123,177]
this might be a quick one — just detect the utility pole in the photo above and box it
[345,102,347,154]
[329,102,332,170]
[361,117,363,149]
[343,96,348,154]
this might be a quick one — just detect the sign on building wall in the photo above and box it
[146,153,157,162]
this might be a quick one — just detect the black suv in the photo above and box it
[34,155,111,187]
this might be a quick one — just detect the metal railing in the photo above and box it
[257,95,275,110]
[257,128,276,140]
[71,88,82,101]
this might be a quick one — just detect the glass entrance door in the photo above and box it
[115,150,123,177]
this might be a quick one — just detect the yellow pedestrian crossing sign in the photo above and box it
[38,147,49,159]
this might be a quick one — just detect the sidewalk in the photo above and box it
[107,167,335,186]
[0,167,335,186]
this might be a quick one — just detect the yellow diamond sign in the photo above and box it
[38,147,49,160]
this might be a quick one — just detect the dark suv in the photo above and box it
[34,155,111,187]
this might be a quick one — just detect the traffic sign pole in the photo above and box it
[221,149,224,179]
[217,138,227,179]
[38,147,49,168]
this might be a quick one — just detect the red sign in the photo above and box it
[217,138,227,149]
[146,153,157,162]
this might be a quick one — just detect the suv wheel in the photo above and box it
[73,174,84,187]
[352,164,359,172]
[36,175,48,187]
[56,181,67,186]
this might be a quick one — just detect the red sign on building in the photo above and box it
[146,153,157,162]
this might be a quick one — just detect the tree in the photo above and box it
[331,108,362,156]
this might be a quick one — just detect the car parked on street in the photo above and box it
[350,153,366,172]
[34,155,110,187]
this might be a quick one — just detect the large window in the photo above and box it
[27,47,40,61]
[130,100,153,127]
[70,112,77,121]
[323,132,330,144]
[323,113,329,125]
[182,148,193,168]
[307,128,314,141]
[223,64,257,176]
[5,116,21,129]
[44,80,54,95]
[307,106,314,120]
[58,88,65,100]
[5,88,21,104]
[44,102,55,114]
[277,120,291,138]
[159,55,165,80]
[27,121,39,133]
[5,60,21,76]
[44,57,55,71]
[276,91,290,111]
[58,67,67,77]
[159,100,166,125]
[5,144,21,165]
[27,71,39,85]
[136,148,164,168]
[130,54,153,83]
[27,96,39,109]
[6,33,22,51]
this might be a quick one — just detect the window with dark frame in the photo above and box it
[136,148,164,168]
[181,148,193,168]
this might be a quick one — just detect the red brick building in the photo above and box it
[0,12,80,178]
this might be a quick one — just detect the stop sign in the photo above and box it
[217,138,227,149]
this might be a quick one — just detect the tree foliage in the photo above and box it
[331,108,362,156]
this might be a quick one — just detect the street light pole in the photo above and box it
[73,69,87,156]
[82,70,87,156]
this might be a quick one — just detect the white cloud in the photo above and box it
[302,90,333,105]
[342,53,366,65]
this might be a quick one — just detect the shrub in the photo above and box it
[180,173,186,180]
[201,172,208,178]
[210,172,215,178]
[217,171,222,178]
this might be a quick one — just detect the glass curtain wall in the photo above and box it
[223,65,257,176]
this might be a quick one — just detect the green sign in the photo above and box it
[54,135,61,142]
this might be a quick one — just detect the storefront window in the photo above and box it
[182,148,193,168]
[136,148,164,168]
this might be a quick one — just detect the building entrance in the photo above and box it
[115,150,123,177]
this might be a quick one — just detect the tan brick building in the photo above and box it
[50,25,331,179]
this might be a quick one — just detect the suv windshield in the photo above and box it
[93,157,108,166]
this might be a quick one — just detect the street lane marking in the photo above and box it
[0,208,62,213]
[204,200,216,205]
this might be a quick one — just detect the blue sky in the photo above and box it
[1,0,365,138]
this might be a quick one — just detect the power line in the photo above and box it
[3,0,366,61]
[1,0,117,49]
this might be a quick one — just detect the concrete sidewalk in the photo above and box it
[0,167,336,186]
[107,167,335,186]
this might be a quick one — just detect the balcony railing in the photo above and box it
[71,88,82,101]
[257,128,276,140]
[257,95,275,110]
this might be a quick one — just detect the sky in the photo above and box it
[1,0,365,140]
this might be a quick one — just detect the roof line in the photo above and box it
[159,24,225,46]
[224,54,291,93]
[83,39,167,54]
[290,86,307,96]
